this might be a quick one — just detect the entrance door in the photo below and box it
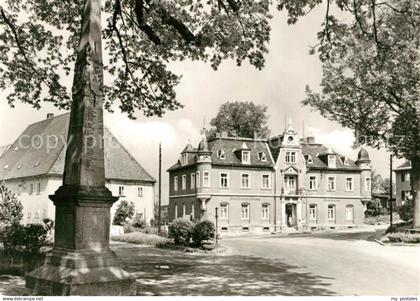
[285,203,297,228]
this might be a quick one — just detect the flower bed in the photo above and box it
[111,232,170,246]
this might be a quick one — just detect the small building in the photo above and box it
[167,121,372,234]
[394,161,412,207]
[0,113,156,225]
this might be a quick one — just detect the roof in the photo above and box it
[209,138,274,168]
[0,145,10,158]
[0,113,155,183]
[167,137,275,172]
[394,160,411,171]
[301,143,361,171]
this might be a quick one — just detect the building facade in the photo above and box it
[0,113,156,225]
[168,121,372,234]
[394,161,412,207]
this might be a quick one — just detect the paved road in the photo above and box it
[222,233,420,296]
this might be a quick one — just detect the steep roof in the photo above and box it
[301,143,360,171]
[0,145,10,158]
[0,113,155,183]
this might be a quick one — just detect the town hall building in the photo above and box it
[167,120,372,234]
[0,113,156,225]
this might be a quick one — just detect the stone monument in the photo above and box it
[25,0,135,295]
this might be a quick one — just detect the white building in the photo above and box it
[0,113,156,225]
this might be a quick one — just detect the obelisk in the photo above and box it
[26,0,135,295]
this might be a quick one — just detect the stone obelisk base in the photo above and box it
[26,249,135,296]
[25,185,135,296]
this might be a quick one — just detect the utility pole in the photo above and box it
[389,154,393,231]
[215,207,219,247]
[158,142,162,234]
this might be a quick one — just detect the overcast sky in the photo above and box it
[0,4,402,204]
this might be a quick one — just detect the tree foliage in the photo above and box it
[0,181,23,227]
[209,101,270,138]
[0,0,273,118]
[112,200,135,225]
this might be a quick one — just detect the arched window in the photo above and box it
[191,202,195,220]
[346,205,354,223]
[327,204,336,222]
[182,203,186,217]
[174,203,178,218]
[220,203,229,220]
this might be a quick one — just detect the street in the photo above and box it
[1,231,419,296]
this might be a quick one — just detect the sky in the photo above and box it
[0,4,403,204]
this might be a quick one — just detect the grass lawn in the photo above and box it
[0,250,45,276]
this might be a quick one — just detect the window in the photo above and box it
[261,174,271,189]
[262,204,269,220]
[328,204,336,221]
[220,172,229,188]
[27,211,31,220]
[258,152,267,162]
[328,155,336,168]
[182,175,186,190]
[345,177,354,191]
[242,151,251,164]
[327,177,336,191]
[118,186,125,196]
[305,155,313,164]
[343,157,350,165]
[241,173,251,189]
[285,151,296,163]
[241,203,250,220]
[309,204,317,220]
[182,203,186,217]
[203,171,210,187]
[217,150,226,159]
[138,187,143,197]
[285,176,296,190]
[174,176,178,191]
[191,173,195,189]
[196,171,200,188]
[220,203,228,220]
[309,176,317,190]
[174,204,178,218]
[346,205,354,222]
[401,172,410,182]
[181,154,188,165]
[29,183,34,195]
[36,182,41,195]
[365,177,371,191]
[191,203,195,219]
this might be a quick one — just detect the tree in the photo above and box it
[0,0,273,118]
[209,101,270,138]
[282,0,420,228]
[0,181,23,227]
[112,200,135,225]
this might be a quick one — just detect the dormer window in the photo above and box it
[181,154,188,165]
[343,157,349,165]
[304,155,313,164]
[242,150,251,164]
[217,150,226,159]
[328,155,336,168]
[258,152,267,162]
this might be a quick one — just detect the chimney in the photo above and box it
[46,113,54,119]
[306,136,315,144]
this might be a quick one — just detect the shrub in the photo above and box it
[24,224,48,253]
[191,220,215,247]
[387,233,420,244]
[0,182,23,226]
[168,218,193,245]
[111,232,169,246]
[397,201,413,222]
[132,213,146,229]
[0,223,47,254]
[113,200,135,226]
